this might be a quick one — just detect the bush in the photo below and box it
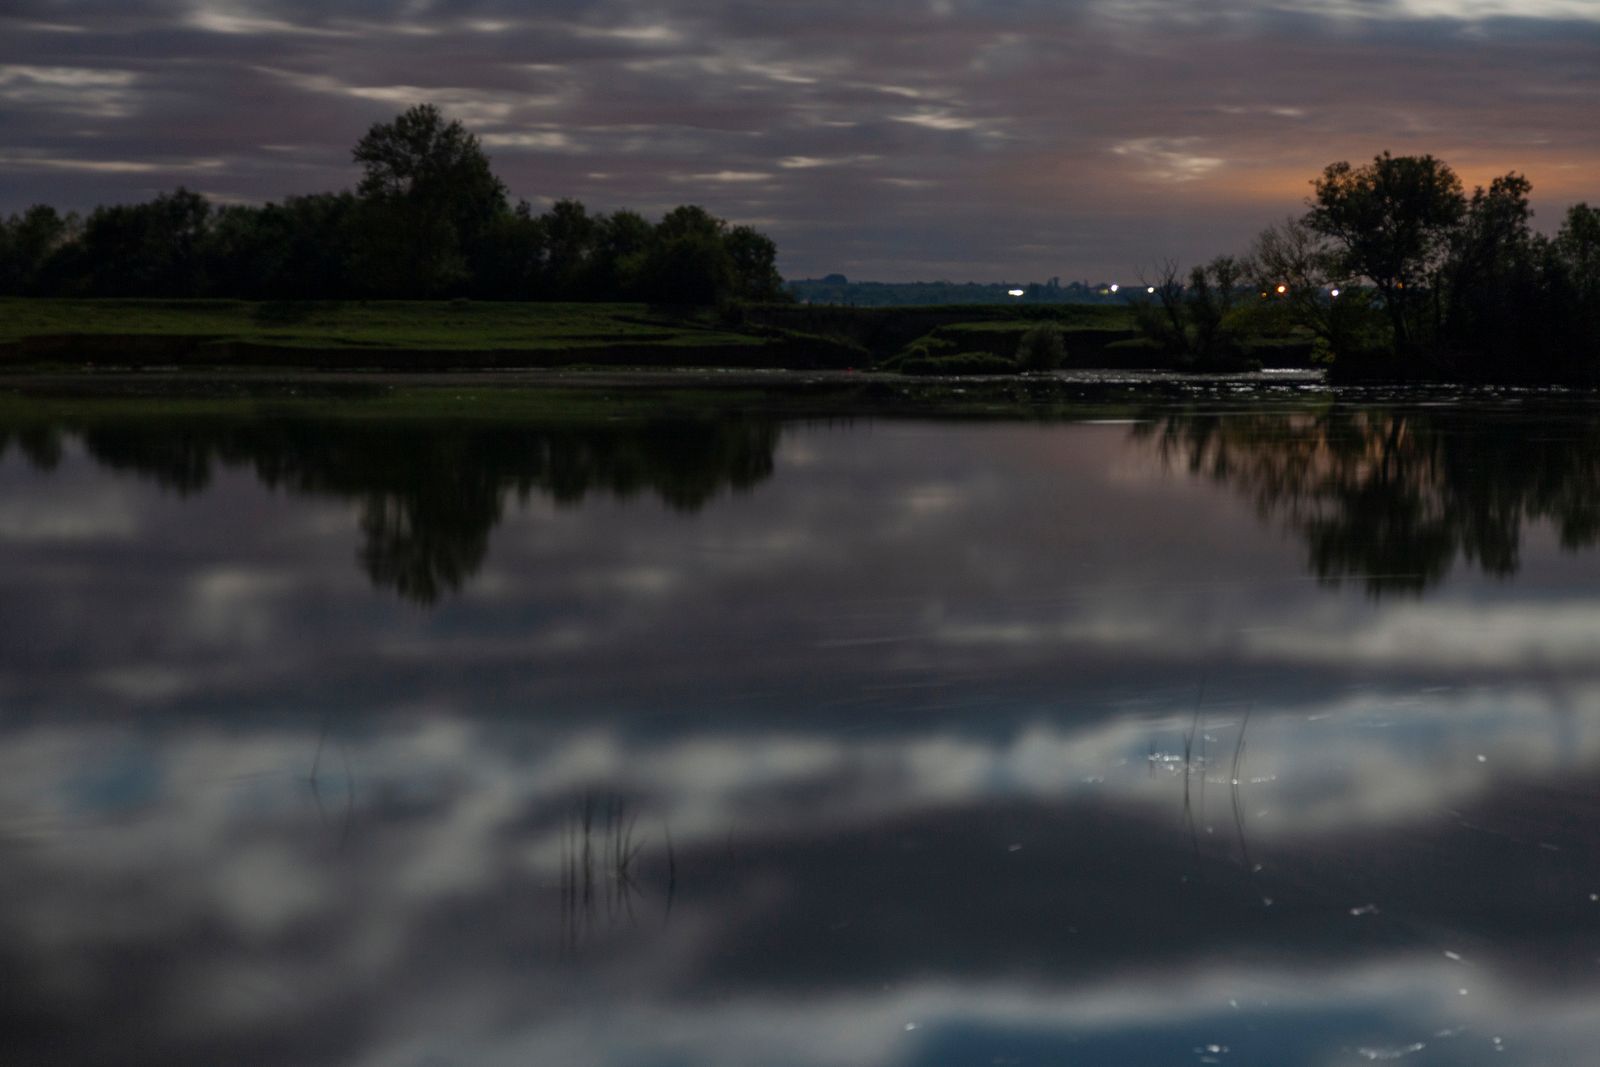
[1016,322,1066,371]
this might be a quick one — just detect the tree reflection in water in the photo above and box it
[16,399,1600,603]
[1134,404,1600,594]
[0,414,781,604]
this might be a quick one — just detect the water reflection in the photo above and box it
[0,414,778,603]
[1136,404,1600,594]
[3,399,1600,1065]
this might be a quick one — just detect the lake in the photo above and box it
[3,385,1598,1066]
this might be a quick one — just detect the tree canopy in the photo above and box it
[1305,152,1466,351]
[1149,151,1600,381]
[0,105,786,306]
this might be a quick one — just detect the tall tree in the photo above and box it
[1556,203,1600,300]
[591,209,654,298]
[539,198,598,298]
[1553,203,1600,363]
[0,205,75,294]
[1440,173,1537,360]
[1305,152,1466,352]
[638,206,734,305]
[725,225,784,301]
[351,103,507,296]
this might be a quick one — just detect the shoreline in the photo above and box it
[7,366,1593,427]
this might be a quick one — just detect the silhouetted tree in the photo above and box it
[76,188,210,297]
[351,103,507,296]
[539,198,599,298]
[636,206,735,305]
[1556,203,1600,294]
[725,225,784,302]
[589,209,653,298]
[1250,217,1383,362]
[0,205,75,295]
[1437,173,1541,367]
[0,105,786,306]
[1132,255,1254,367]
[1552,203,1600,363]
[1305,153,1466,353]
[472,200,547,299]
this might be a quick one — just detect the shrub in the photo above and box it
[1016,322,1066,371]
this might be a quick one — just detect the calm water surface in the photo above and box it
[3,394,1599,1065]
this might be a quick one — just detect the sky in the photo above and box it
[2,1,1598,281]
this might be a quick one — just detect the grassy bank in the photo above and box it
[0,298,822,369]
[0,298,1136,366]
[0,367,1334,427]
[743,302,1139,365]
[0,298,762,349]
[0,298,1315,372]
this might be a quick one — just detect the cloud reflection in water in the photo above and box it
[2,404,1600,1064]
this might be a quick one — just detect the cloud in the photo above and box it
[1387,0,1600,18]
[675,169,774,182]
[0,63,140,117]
[889,109,982,131]
[0,154,228,173]
[1111,137,1228,182]
[478,130,574,149]
[186,8,354,37]
[1,1,1597,276]
[570,22,682,43]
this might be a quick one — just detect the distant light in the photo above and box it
[1109,283,1120,293]
[1330,288,1341,298]
[1275,284,1288,295]
[1146,286,1155,294]
[1008,288,1025,297]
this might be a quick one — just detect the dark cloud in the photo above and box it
[2,1,1598,278]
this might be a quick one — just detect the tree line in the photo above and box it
[0,104,786,305]
[787,276,1124,307]
[1134,152,1600,380]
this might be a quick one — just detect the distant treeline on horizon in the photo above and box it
[786,275,1127,307]
[0,104,785,306]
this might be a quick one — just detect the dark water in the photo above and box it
[3,395,1600,1066]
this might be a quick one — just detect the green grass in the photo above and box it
[0,370,1328,428]
[898,351,1019,375]
[0,386,676,426]
[932,304,1135,332]
[0,299,761,351]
